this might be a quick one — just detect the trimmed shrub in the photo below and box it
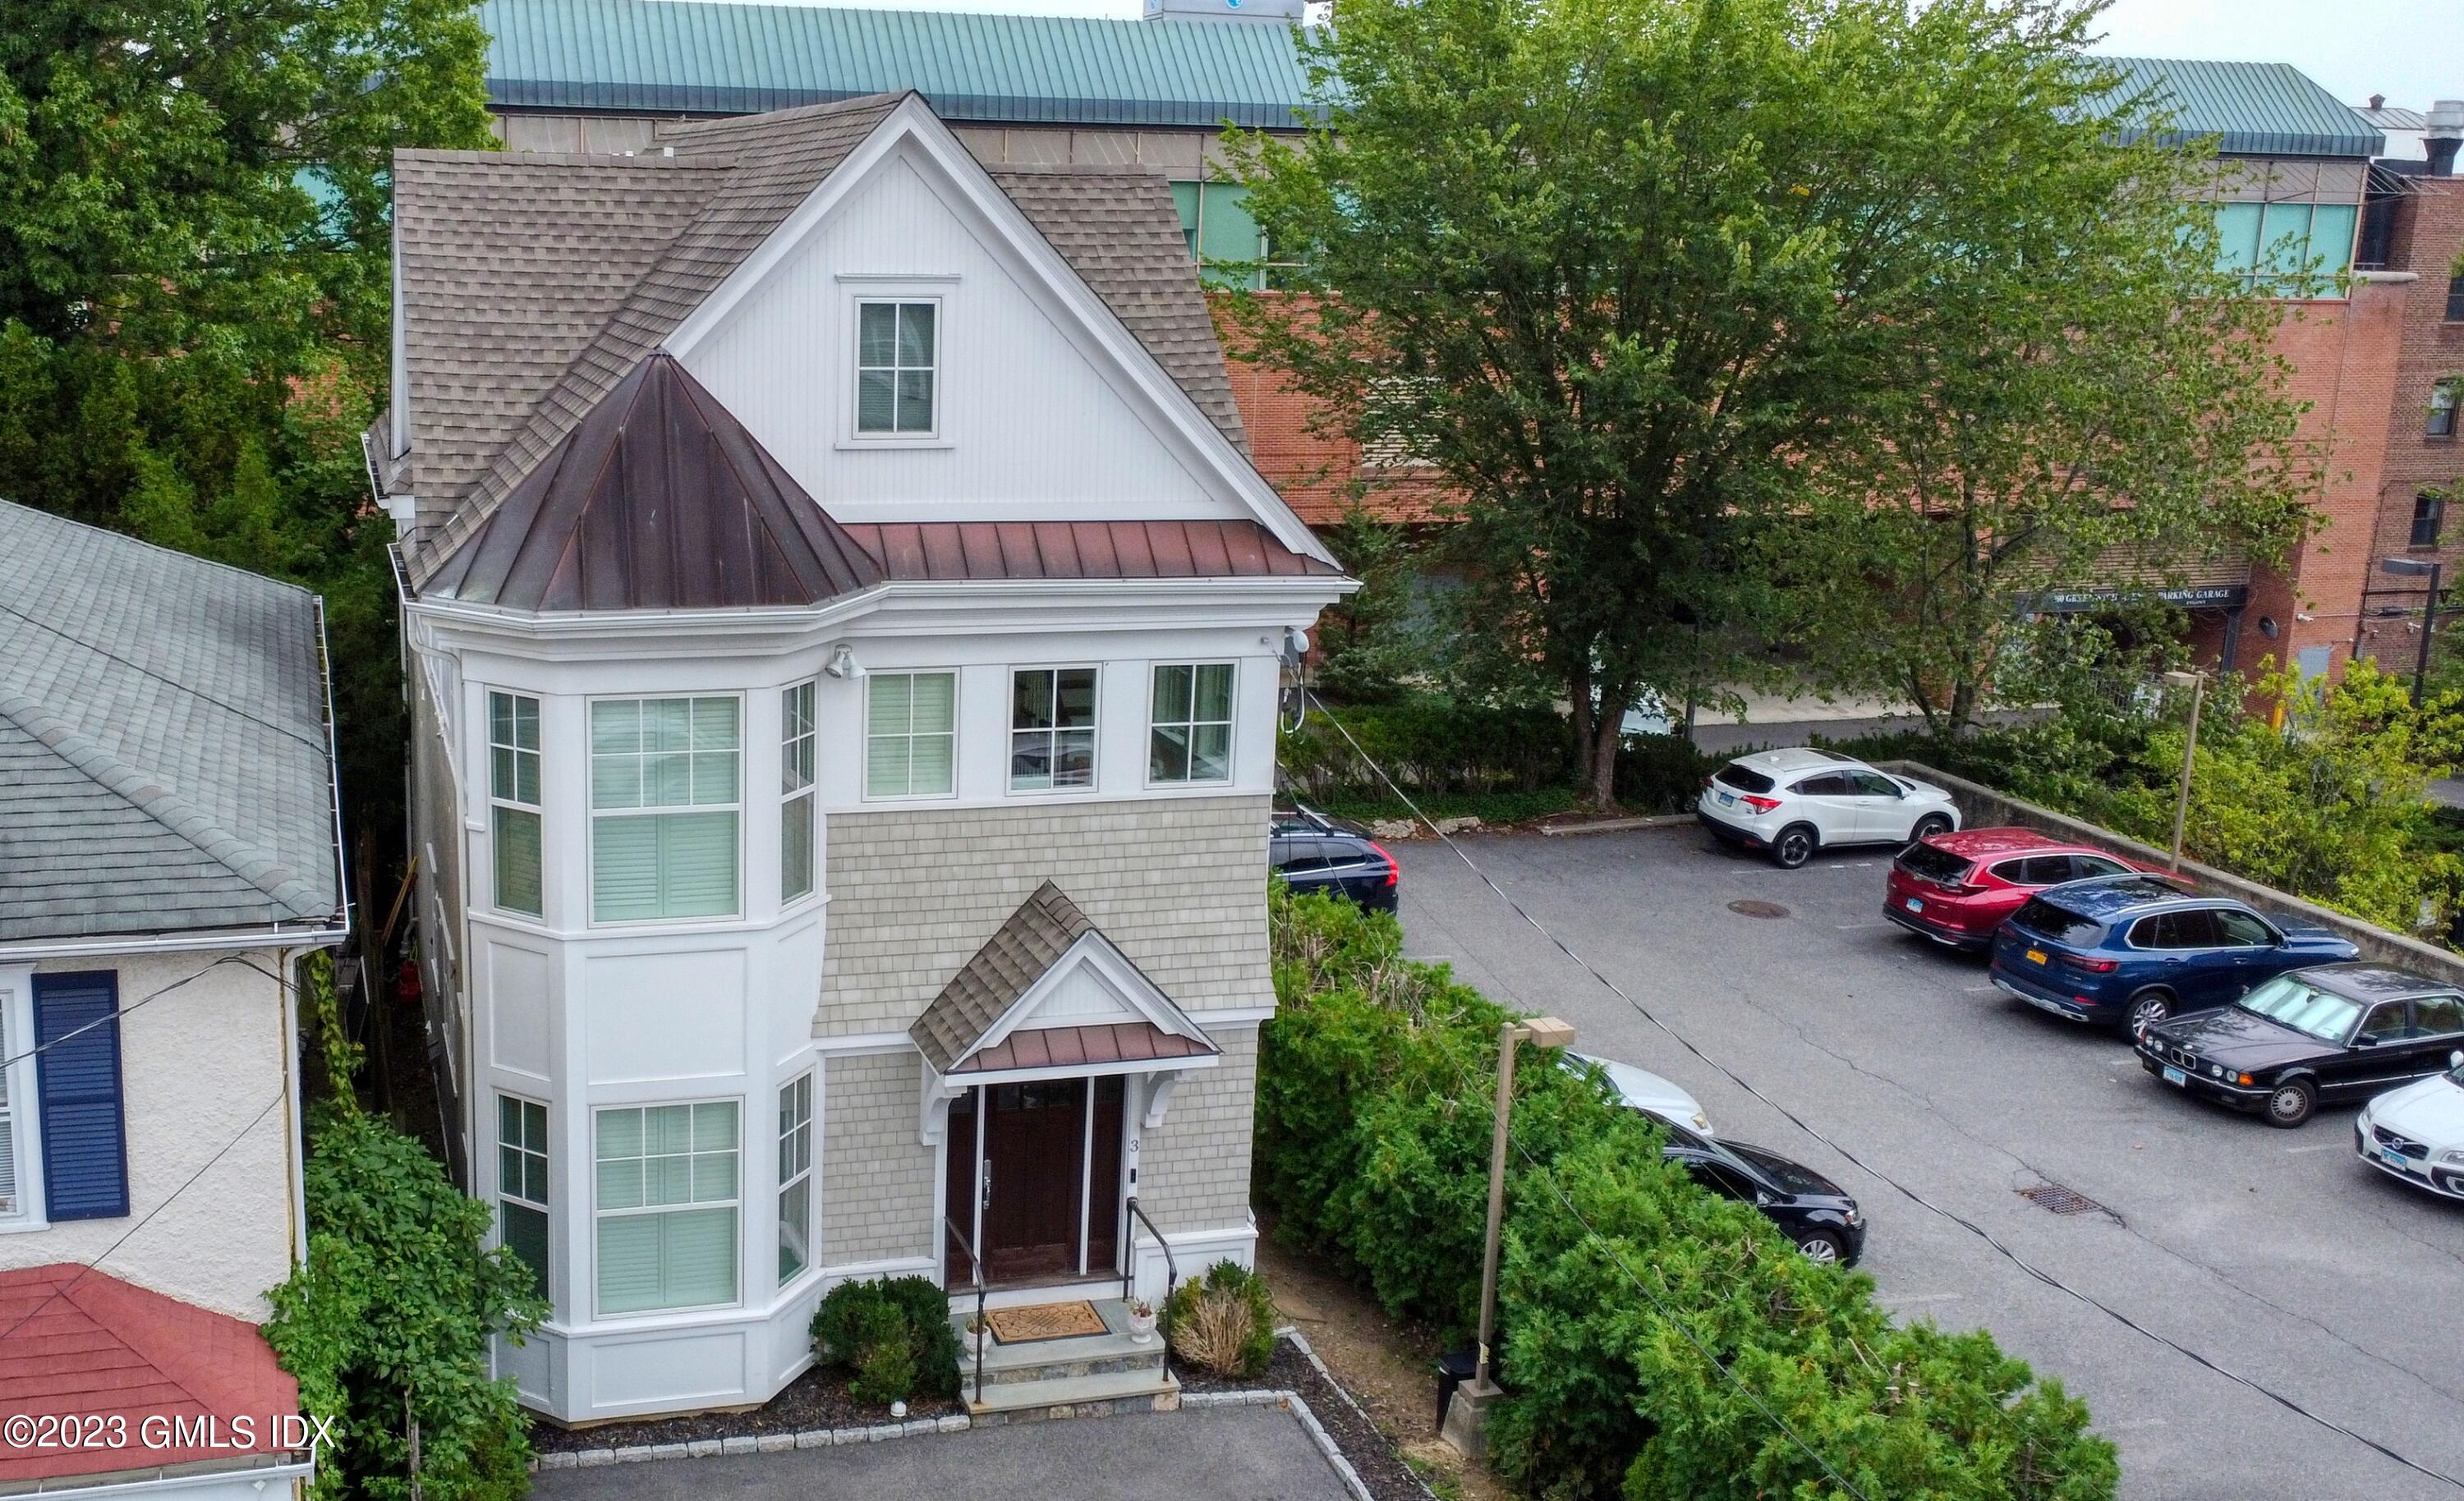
[1164,1261,1276,1379]
[1611,733,1720,813]
[1280,695,1574,803]
[812,1276,963,1406]
[1258,885,2117,1501]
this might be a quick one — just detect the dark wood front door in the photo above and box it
[983,1081,1086,1282]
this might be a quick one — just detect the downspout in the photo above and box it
[278,946,310,1269]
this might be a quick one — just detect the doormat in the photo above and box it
[983,1301,1109,1344]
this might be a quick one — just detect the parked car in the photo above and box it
[1696,748,1961,869]
[2356,1049,2464,1200]
[1271,805,1400,912]
[1653,1118,1865,1265]
[1989,874,2359,1034]
[2137,965,2464,1127]
[1884,828,2154,952]
[1567,1050,1715,1136]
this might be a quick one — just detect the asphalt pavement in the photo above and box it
[1392,826,2464,1501]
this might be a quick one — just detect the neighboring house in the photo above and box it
[0,499,347,1497]
[380,91,1349,1425]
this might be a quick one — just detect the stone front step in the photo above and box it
[964,1368,1181,1421]
[950,1297,1175,1415]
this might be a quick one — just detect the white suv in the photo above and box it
[1697,747,1961,868]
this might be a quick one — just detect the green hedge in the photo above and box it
[1260,886,2116,1501]
[1280,697,1574,802]
[813,1276,963,1407]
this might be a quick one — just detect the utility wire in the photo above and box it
[1303,688,2464,1494]
[0,594,328,754]
[0,954,287,1074]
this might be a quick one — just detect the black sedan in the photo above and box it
[2136,963,2464,1128]
[1653,1116,1866,1265]
[1271,806,1400,913]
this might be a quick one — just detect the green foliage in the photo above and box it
[0,0,495,865]
[1312,511,1426,705]
[264,1114,545,1501]
[1261,886,2116,1501]
[1612,734,1720,815]
[1283,695,1574,806]
[812,1276,963,1406]
[1162,1260,1277,1379]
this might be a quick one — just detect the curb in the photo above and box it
[1538,813,1694,837]
[533,1413,967,1471]
[1276,1326,1441,1501]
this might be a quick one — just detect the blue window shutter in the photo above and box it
[33,973,129,1221]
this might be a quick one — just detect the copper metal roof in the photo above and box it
[954,1021,1214,1074]
[836,519,1339,581]
[422,351,885,611]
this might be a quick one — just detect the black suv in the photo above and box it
[1270,806,1400,913]
[1653,1117,1866,1265]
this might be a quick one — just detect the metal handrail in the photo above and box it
[944,1215,986,1407]
[1124,1196,1176,1389]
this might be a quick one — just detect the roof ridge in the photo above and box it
[0,689,333,924]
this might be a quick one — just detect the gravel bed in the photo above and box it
[1181,1337,1440,1501]
[527,1364,960,1455]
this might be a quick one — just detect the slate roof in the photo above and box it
[0,1265,299,1485]
[397,93,1253,582]
[2105,57,2384,158]
[482,0,1320,127]
[0,501,343,944]
[423,352,885,610]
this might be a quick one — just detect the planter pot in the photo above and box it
[1126,1309,1157,1344]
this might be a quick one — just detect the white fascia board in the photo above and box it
[659,94,1336,569]
[0,925,344,962]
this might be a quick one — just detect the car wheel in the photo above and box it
[1796,1230,1845,1264]
[1771,824,1818,869]
[2126,989,2174,1038]
[1910,812,1953,842]
[2264,1077,2316,1129]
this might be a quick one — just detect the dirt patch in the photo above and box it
[1255,1232,1512,1501]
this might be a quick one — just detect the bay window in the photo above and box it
[498,1095,549,1294]
[590,697,741,922]
[595,1101,741,1315]
[489,692,543,916]
[781,683,816,902]
[778,1074,813,1285]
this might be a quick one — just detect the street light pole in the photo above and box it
[1474,1014,1574,1391]
[2162,670,2204,874]
[2412,562,2444,708]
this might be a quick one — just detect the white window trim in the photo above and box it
[1006,664,1103,798]
[842,291,949,448]
[1144,661,1239,789]
[0,966,44,1231]
[777,1072,816,1290]
[781,682,820,906]
[860,670,961,804]
[591,1096,746,1321]
[497,1092,550,1298]
[487,691,544,919]
[585,693,747,929]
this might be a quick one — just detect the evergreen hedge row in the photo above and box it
[1259,885,2117,1501]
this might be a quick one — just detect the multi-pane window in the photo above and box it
[595,1102,740,1315]
[1010,668,1097,792]
[2413,493,2447,550]
[865,672,957,798]
[1149,663,1234,784]
[498,1095,549,1295]
[489,692,543,917]
[856,301,936,435]
[777,1074,814,1285]
[590,698,741,923]
[2430,381,2458,439]
[781,683,816,902]
[2448,275,2464,324]
[2210,200,2358,291]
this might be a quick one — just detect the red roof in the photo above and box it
[0,1265,300,1484]
[834,520,1339,582]
[955,1021,1216,1074]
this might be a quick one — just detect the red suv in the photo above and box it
[1884,828,2152,952]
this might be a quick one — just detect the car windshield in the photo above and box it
[2011,896,2103,946]
[1713,763,1775,794]
[1726,1142,1834,1198]
[2236,974,2365,1042]
[1896,842,1972,883]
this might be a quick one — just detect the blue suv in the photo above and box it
[1988,875,2358,1035]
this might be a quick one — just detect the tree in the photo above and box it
[0,0,494,859]
[1226,0,2295,803]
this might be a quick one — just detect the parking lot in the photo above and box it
[1394,826,2464,1501]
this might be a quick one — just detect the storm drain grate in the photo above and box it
[2019,1182,2118,1221]
[1726,899,1790,920]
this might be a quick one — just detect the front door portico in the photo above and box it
[946,1076,1127,1284]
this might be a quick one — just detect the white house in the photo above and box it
[0,498,347,1497]
[379,91,1351,1425]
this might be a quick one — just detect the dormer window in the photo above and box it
[856,301,936,436]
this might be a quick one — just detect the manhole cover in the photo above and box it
[1726,899,1790,920]
[2019,1183,2119,1223]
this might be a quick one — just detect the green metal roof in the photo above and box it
[482,0,1320,127]
[2103,57,2382,158]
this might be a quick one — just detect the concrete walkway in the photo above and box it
[528,1404,1355,1501]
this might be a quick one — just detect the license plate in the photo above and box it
[1717,792,1735,806]
[2163,1066,2186,1086]
[2380,1147,2413,1172]
[1903,897,1924,913]
[2025,948,2048,966]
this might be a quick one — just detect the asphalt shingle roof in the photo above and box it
[398,92,1251,581]
[911,881,1093,1074]
[0,502,343,943]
